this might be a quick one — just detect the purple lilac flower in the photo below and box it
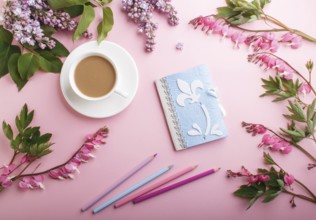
[121,0,178,52]
[2,0,77,49]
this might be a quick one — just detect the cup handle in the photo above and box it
[114,89,129,98]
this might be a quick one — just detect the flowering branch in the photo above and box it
[215,0,316,43]
[0,104,109,192]
[227,153,316,209]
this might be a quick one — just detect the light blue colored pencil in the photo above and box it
[93,165,173,214]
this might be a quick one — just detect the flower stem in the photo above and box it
[262,14,316,43]
[294,179,316,200]
[283,189,316,204]
[9,151,18,165]
[12,144,83,180]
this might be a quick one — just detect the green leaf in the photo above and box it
[20,104,28,129]
[0,42,21,77]
[41,26,57,37]
[49,38,69,57]
[37,51,63,73]
[64,5,84,17]
[47,0,89,9]
[15,116,23,133]
[98,0,112,4]
[281,128,305,138]
[0,25,13,44]
[234,185,259,198]
[2,121,13,140]
[8,53,27,91]
[307,99,316,121]
[25,110,34,128]
[73,5,95,41]
[262,188,281,203]
[18,53,39,80]
[216,6,239,18]
[11,134,21,149]
[97,7,114,43]
[37,133,52,144]
[263,152,276,165]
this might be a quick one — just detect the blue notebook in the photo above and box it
[155,65,228,151]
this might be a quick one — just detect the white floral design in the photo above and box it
[176,79,203,106]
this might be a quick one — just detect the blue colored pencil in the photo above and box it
[81,154,157,212]
[93,165,173,214]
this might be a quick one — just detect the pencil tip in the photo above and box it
[168,165,174,169]
[153,153,158,158]
[192,165,199,169]
[215,167,221,172]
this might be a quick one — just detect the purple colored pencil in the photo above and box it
[133,167,220,204]
[81,153,157,212]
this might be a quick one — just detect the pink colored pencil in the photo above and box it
[114,165,198,208]
[133,167,220,204]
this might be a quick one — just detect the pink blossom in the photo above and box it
[298,83,312,95]
[19,175,45,190]
[2,164,16,175]
[258,174,270,182]
[280,32,303,49]
[0,175,13,188]
[248,176,259,184]
[262,134,278,145]
[231,31,246,48]
[284,174,295,185]
[280,144,292,154]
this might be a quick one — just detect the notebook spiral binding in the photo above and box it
[160,78,186,149]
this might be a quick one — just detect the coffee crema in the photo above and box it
[74,56,116,98]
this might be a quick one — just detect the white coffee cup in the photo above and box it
[69,52,128,101]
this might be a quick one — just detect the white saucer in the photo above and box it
[60,41,139,118]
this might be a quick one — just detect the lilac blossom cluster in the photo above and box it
[121,0,179,52]
[1,0,76,49]
[190,16,303,52]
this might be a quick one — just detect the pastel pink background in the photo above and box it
[0,0,316,219]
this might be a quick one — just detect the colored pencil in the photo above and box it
[93,165,173,214]
[133,167,220,204]
[81,153,157,212]
[114,165,198,208]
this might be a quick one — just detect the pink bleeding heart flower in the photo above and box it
[248,176,259,184]
[289,36,303,49]
[231,31,246,48]
[0,175,13,188]
[262,134,278,145]
[284,174,295,186]
[2,164,16,175]
[64,161,80,174]
[19,175,45,190]
[49,169,67,180]
[298,83,312,95]
[280,144,292,154]
[258,174,270,182]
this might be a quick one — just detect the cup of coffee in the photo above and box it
[69,52,128,101]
